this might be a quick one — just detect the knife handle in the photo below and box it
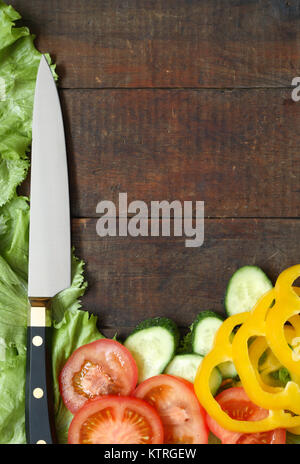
[25,301,55,444]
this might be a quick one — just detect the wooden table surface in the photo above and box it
[13,0,300,338]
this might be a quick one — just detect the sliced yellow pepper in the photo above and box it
[248,326,300,390]
[234,321,300,413]
[248,336,282,392]
[266,265,300,375]
[232,268,300,414]
[195,264,300,432]
[195,307,300,432]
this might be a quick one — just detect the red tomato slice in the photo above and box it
[206,387,286,444]
[134,374,208,444]
[234,429,286,444]
[59,339,138,413]
[68,396,164,444]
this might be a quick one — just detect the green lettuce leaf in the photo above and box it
[0,1,103,444]
[0,344,26,444]
[0,1,56,207]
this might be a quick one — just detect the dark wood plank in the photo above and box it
[62,88,300,219]
[12,0,300,88]
[72,217,300,337]
[11,0,300,341]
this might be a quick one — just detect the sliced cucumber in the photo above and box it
[190,311,223,356]
[207,367,223,396]
[225,266,272,316]
[218,361,238,380]
[165,354,201,383]
[124,317,179,383]
[165,353,222,395]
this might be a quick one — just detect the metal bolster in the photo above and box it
[28,297,51,327]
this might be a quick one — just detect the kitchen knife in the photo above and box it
[26,55,71,444]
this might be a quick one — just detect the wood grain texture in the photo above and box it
[62,88,300,218]
[72,217,300,337]
[12,0,300,337]
[12,0,300,89]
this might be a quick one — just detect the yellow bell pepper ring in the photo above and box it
[248,336,282,393]
[248,325,300,389]
[266,265,300,376]
[232,287,300,415]
[194,309,300,432]
[195,265,300,432]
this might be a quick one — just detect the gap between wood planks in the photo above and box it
[59,86,295,91]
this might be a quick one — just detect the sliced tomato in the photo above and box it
[59,339,138,413]
[68,396,164,444]
[206,387,286,444]
[234,429,286,444]
[134,374,208,444]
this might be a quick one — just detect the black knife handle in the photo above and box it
[25,302,55,444]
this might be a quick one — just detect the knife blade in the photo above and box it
[28,55,70,298]
[26,55,71,444]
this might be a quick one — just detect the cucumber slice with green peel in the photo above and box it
[124,317,179,383]
[218,361,238,380]
[225,266,272,317]
[165,354,201,383]
[165,353,222,395]
[190,311,224,356]
[209,367,222,396]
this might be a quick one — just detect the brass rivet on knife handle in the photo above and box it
[32,336,43,347]
[28,297,51,327]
